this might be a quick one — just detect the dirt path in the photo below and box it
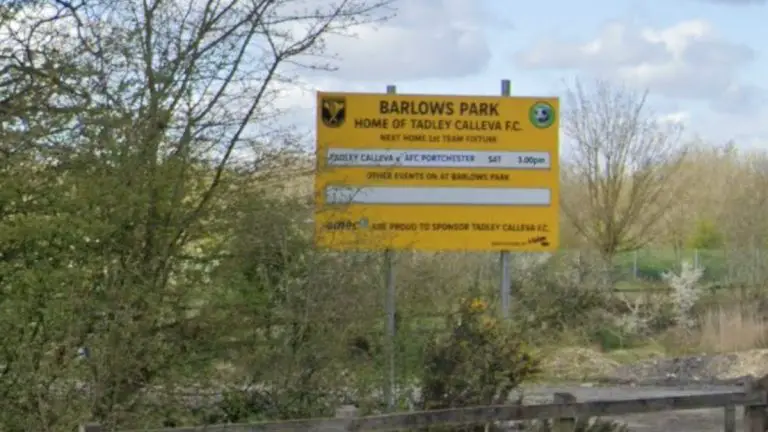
[516,384,745,431]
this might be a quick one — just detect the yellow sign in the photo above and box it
[314,91,559,252]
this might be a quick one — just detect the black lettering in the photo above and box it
[528,236,550,246]
[379,100,455,115]
[354,118,388,128]
[380,133,400,141]
[325,220,357,230]
[361,153,394,163]
[410,119,451,130]
[455,120,502,131]
[459,102,500,116]
[471,223,500,231]
[431,223,470,231]
[394,172,424,180]
[466,135,497,143]
[505,121,522,131]
[388,223,417,231]
[447,172,508,181]
[503,224,537,232]
[367,171,392,180]
[451,173,488,181]
[403,134,427,142]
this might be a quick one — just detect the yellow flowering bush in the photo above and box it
[418,297,540,430]
[468,298,487,313]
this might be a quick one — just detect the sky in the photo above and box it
[278,0,768,150]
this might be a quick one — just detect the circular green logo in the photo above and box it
[529,102,555,129]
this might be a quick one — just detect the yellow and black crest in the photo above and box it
[321,97,346,128]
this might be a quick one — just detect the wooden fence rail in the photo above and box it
[79,387,768,432]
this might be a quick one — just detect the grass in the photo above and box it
[533,297,768,382]
[604,343,666,363]
[696,303,768,352]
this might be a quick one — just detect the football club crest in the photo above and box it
[321,97,346,128]
[529,101,555,129]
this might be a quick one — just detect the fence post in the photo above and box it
[744,377,768,432]
[744,405,766,432]
[632,249,638,279]
[724,404,735,432]
[336,405,359,419]
[78,424,102,432]
[553,392,576,432]
[334,405,360,432]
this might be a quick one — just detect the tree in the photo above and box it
[561,79,688,285]
[0,0,392,430]
[717,151,768,285]
[687,218,724,250]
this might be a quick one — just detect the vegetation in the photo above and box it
[2,2,768,432]
[561,80,687,285]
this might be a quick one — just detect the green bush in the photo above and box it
[590,325,644,351]
[516,273,617,337]
[645,298,678,333]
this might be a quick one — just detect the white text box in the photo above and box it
[325,186,551,206]
[326,148,550,169]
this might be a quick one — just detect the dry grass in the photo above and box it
[705,349,768,379]
[695,304,768,352]
[539,347,620,381]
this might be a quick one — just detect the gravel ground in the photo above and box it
[515,384,746,431]
[519,349,768,431]
[605,350,768,384]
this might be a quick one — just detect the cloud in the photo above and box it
[317,0,492,82]
[268,0,496,129]
[514,19,762,113]
[713,83,768,113]
[659,111,691,127]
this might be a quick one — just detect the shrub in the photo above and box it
[662,261,704,329]
[610,292,677,343]
[687,219,725,250]
[590,324,644,351]
[516,266,617,339]
[417,297,540,431]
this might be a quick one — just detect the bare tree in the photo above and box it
[718,151,768,285]
[561,79,688,284]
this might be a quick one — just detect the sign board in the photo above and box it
[314,91,559,251]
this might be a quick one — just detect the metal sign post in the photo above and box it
[500,79,512,319]
[384,84,397,411]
